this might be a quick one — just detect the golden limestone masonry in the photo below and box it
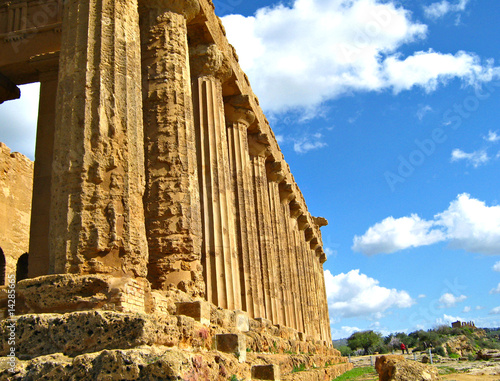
[0,0,352,379]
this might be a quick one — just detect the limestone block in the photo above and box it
[215,333,246,363]
[13,274,149,315]
[252,364,280,380]
[176,301,210,326]
[233,310,249,332]
[255,317,272,329]
[375,355,439,381]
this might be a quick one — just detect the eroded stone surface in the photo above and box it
[0,143,32,282]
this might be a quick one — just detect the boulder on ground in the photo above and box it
[375,355,439,381]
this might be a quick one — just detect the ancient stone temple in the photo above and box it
[0,0,352,379]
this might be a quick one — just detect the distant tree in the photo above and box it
[347,331,383,355]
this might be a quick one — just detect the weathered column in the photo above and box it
[304,230,321,340]
[317,249,332,341]
[225,97,264,318]
[289,201,307,334]
[191,44,241,310]
[28,69,57,278]
[249,134,275,322]
[139,0,204,294]
[267,161,287,326]
[278,182,298,330]
[294,214,315,339]
[49,0,148,276]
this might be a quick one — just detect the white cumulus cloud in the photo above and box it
[324,269,414,319]
[451,148,490,167]
[463,306,471,313]
[436,194,500,255]
[353,193,500,255]
[222,0,499,114]
[439,292,467,308]
[352,214,445,255]
[485,130,500,143]
[424,0,470,20]
[436,314,463,325]
[490,307,500,315]
[494,261,500,272]
[490,283,500,295]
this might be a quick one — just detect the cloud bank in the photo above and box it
[324,269,414,319]
[353,193,500,255]
[222,0,499,114]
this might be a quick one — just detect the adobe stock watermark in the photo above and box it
[7,1,62,54]
[385,80,500,192]
[4,274,17,373]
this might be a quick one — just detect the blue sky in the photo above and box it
[1,0,499,339]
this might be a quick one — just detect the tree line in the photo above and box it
[335,325,500,357]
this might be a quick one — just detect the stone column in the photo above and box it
[278,182,297,330]
[267,162,287,326]
[191,44,241,311]
[288,202,306,334]
[304,231,321,341]
[225,97,264,318]
[49,0,148,276]
[28,69,57,278]
[139,0,204,294]
[249,134,275,322]
[317,249,332,341]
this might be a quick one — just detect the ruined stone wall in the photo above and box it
[0,143,33,283]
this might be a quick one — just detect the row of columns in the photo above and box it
[25,0,331,342]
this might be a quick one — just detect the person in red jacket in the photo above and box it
[400,343,406,354]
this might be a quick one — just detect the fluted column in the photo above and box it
[317,249,332,341]
[278,182,298,330]
[267,162,287,326]
[50,0,148,276]
[249,134,275,322]
[225,97,264,318]
[139,0,204,294]
[296,216,315,338]
[289,202,308,334]
[28,69,57,278]
[304,230,321,340]
[191,44,241,310]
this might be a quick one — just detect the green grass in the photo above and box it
[292,363,307,373]
[437,366,458,375]
[332,366,378,380]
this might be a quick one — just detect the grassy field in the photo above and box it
[333,367,378,380]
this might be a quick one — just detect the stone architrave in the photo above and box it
[225,98,264,319]
[49,0,148,277]
[139,0,204,294]
[191,44,241,311]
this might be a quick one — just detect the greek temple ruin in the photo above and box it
[0,1,352,379]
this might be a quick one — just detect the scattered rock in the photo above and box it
[376,355,439,381]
